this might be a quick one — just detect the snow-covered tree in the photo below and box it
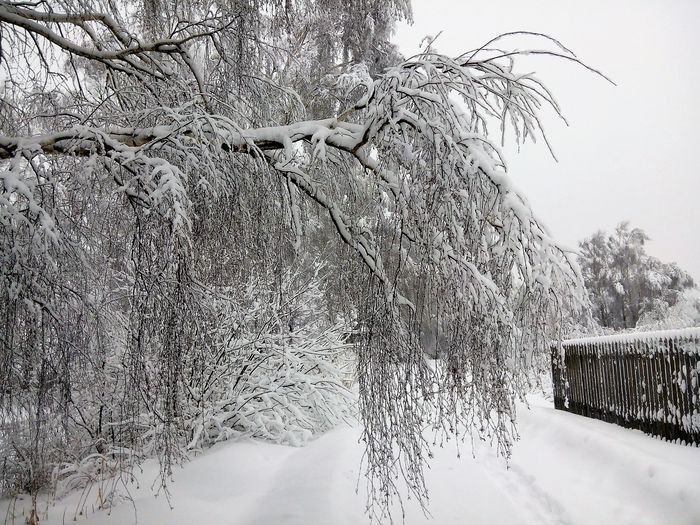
[636,292,700,330]
[578,222,695,330]
[0,0,596,519]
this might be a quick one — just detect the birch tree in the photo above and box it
[0,0,598,519]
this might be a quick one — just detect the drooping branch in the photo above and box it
[0,1,227,103]
[269,154,414,308]
[0,43,588,315]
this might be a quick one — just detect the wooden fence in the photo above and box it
[551,327,700,445]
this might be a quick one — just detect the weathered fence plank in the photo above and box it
[551,328,700,445]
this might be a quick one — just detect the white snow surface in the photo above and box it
[3,396,700,525]
[561,326,700,347]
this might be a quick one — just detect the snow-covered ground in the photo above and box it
[3,397,700,525]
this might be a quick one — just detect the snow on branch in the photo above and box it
[0,1,217,90]
[0,118,366,161]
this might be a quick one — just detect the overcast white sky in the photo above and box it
[395,0,700,283]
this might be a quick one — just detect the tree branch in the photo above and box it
[0,118,367,160]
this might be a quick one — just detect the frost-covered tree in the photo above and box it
[636,292,700,330]
[578,222,695,330]
[1,0,597,519]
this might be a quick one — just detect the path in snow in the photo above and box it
[3,397,700,524]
